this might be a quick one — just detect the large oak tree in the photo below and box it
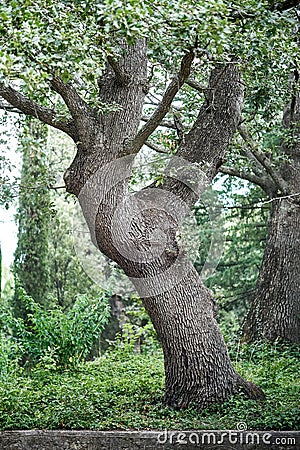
[0,0,298,407]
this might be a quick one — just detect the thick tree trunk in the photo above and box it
[85,174,264,407]
[137,261,262,408]
[58,40,264,407]
[243,198,300,344]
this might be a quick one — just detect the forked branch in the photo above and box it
[238,124,289,194]
[107,55,131,86]
[145,140,168,154]
[220,165,275,193]
[125,50,195,154]
[141,115,177,130]
[50,75,93,121]
[0,83,77,138]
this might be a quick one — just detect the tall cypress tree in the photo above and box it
[13,118,51,317]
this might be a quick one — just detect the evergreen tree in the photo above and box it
[13,118,51,317]
[194,181,270,327]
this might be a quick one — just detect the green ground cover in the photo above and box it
[0,341,298,431]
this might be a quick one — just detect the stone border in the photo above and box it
[0,430,299,449]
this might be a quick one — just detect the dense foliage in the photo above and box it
[0,0,299,430]
[0,341,298,431]
[0,288,110,371]
[13,119,52,314]
[0,0,298,118]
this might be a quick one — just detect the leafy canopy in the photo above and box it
[0,0,298,112]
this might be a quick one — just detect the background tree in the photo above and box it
[0,0,298,408]
[218,57,300,344]
[13,118,52,317]
[194,181,269,329]
[240,84,300,344]
[46,129,104,309]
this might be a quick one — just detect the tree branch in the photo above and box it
[239,144,266,177]
[50,75,100,146]
[173,112,185,144]
[186,78,207,92]
[0,83,77,138]
[0,101,22,114]
[107,55,131,86]
[177,63,244,177]
[149,63,246,209]
[219,165,274,192]
[145,140,168,154]
[50,75,93,120]
[125,50,194,154]
[141,115,177,129]
[238,124,290,194]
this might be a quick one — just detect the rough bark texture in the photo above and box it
[64,44,264,407]
[243,71,300,344]
[138,262,259,408]
[0,40,264,408]
[243,199,300,343]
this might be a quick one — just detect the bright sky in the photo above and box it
[0,113,20,281]
[0,207,18,268]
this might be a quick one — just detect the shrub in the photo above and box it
[0,332,20,377]
[0,288,110,371]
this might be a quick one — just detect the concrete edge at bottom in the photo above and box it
[0,429,299,450]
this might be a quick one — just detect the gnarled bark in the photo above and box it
[0,39,264,408]
[137,262,264,408]
[69,43,263,407]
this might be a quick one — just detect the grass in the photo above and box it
[0,341,299,431]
